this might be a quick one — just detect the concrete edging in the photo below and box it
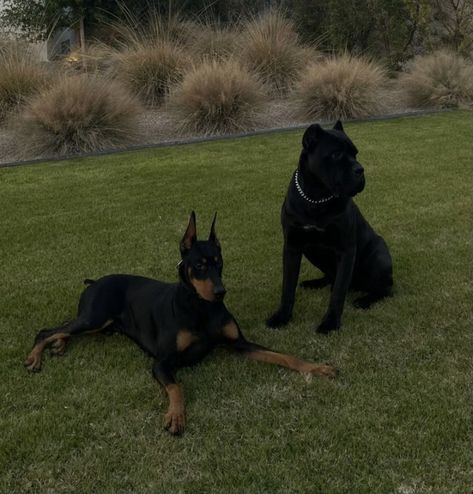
[0,108,457,169]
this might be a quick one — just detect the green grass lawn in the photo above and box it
[1,111,471,493]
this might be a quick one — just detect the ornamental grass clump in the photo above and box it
[107,9,192,106]
[293,54,387,120]
[16,74,142,156]
[114,41,190,106]
[168,58,265,135]
[0,42,50,122]
[111,8,192,47]
[398,49,473,109]
[61,43,115,74]
[186,21,239,60]
[238,10,309,95]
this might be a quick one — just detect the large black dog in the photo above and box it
[25,212,336,435]
[267,121,393,333]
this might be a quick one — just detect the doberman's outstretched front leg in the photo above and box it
[223,320,337,378]
[240,340,336,377]
[152,361,185,435]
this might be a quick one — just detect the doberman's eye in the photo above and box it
[195,263,206,271]
[332,151,344,161]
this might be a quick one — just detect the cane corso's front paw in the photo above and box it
[315,313,341,334]
[353,295,375,310]
[266,309,292,329]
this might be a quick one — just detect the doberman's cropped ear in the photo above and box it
[208,212,220,248]
[302,124,324,150]
[180,211,197,255]
[333,120,344,132]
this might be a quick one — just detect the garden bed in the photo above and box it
[1,11,471,165]
[0,100,419,166]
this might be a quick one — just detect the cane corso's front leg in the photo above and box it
[152,360,186,435]
[267,242,302,328]
[316,247,356,334]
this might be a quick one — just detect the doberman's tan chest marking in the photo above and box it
[176,329,198,352]
[222,321,239,340]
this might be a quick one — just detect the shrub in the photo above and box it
[397,49,473,109]
[61,43,115,74]
[238,10,309,95]
[105,8,192,106]
[114,41,190,106]
[16,74,142,156]
[0,42,50,122]
[111,9,193,48]
[292,54,387,120]
[185,21,239,60]
[168,58,265,134]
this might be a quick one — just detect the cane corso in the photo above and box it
[267,121,393,333]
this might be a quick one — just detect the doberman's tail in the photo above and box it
[83,278,96,286]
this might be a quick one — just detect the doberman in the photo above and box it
[25,212,336,435]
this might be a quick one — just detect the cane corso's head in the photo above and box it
[301,121,365,198]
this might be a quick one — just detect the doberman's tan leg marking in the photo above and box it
[163,384,186,435]
[24,332,69,372]
[50,337,67,356]
[176,330,198,352]
[25,319,114,371]
[245,349,337,378]
[222,321,239,340]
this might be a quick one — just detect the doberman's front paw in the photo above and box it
[164,409,186,435]
[266,309,291,329]
[306,363,338,378]
[314,313,340,334]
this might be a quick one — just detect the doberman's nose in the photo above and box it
[214,286,226,301]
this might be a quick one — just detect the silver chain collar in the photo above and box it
[294,170,334,205]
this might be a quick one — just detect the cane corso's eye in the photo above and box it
[332,151,344,161]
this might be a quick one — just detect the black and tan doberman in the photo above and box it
[25,212,336,434]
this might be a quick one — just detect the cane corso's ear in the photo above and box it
[180,211,197,255]
[302,124,324,150]
[333,120,344,132]
[208,212,220,248]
